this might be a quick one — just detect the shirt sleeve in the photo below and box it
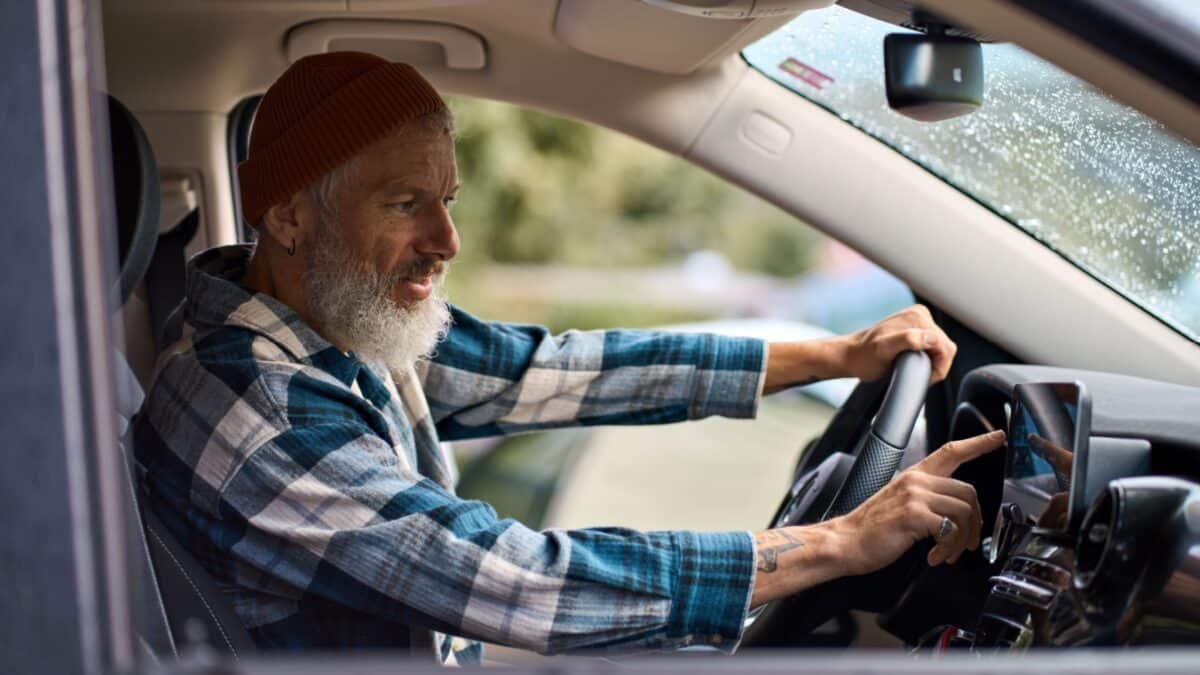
[419,306,768,441]
[217,419,757,655]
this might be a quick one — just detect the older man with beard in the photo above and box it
[133,52,1004,665]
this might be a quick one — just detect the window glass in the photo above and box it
[744,6,1200,342]
[444,97,912,530]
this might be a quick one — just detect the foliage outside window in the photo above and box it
[444,97,825,332]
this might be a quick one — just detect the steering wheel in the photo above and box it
[742,350,932,646]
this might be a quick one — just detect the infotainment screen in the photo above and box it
[1005,382,1091,532]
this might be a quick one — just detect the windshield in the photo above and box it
[743,6,1200,343]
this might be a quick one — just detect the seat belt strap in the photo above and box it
[144,208,199,352]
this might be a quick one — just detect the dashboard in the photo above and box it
[893,364,1200,650]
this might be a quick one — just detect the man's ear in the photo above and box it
[259,191,316,254]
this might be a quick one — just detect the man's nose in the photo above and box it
[416,204,460,261]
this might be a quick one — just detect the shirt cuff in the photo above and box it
[663,530,756,653]
[688,336,768,420]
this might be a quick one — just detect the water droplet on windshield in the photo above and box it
[744,4,1200,342]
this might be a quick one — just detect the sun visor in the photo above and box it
[555,0,829,75]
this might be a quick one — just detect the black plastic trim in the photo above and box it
[227,95,261,242]
[1003,0,1200,105]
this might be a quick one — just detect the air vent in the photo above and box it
[1074,488,1115,588]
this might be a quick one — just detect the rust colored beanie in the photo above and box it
[238,51,446,227]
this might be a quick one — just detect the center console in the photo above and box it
[927,381,1200,651]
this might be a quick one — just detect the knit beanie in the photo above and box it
[237,52,446,227]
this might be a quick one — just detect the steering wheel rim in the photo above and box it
[741,350,931,646]
[825,350,931,517]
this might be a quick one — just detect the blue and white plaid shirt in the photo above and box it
[133,245,767,664]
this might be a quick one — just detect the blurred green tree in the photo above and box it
[446,97,820,276]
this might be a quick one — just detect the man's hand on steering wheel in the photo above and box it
[840,304,957,384]
[748,430,1006,608]
[764,304,957,394]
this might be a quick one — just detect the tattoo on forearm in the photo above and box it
[757,530,803,573]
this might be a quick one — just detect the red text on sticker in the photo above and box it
[779,58,834,90]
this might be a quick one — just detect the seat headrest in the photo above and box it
[108,95,160,306]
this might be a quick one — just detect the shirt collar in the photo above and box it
[184,244,362,386]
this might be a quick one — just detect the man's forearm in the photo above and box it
[749,523,848,607]
[763,338,848,395]
[764,305,959,393]
[748,431,1006,609]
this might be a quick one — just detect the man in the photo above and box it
[133,52,1003,664]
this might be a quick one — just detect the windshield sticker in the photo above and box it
[779,58,834,90]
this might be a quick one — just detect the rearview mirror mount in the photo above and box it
[883,29,984,122]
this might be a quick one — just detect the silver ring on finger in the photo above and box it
[935,515,957,543]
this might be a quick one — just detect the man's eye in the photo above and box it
[390,200,416,213]
[443,196,458,208]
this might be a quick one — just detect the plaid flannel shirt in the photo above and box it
[133,245,768,664]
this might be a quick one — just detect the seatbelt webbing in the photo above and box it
[144,209,199,352]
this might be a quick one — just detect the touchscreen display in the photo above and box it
[1005,382,1082,531]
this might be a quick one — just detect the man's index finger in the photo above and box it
[918,430,1007,477]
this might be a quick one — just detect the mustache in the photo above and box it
[389,257,447,285]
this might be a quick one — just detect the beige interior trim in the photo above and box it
[686,66,1200,386]
[137,112,237,256]
[554,0,811,74]
[101,0,792,112]
[113,0,346,10]
[350,0,487,10]
[286,19,488,69]
[158,175,199,235]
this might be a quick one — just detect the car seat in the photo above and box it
[108,94,255,662]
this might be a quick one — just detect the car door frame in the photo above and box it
[6,0,1200,673]
[1,0,136,672]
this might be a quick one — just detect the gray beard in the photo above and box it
[303,220,451,375]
